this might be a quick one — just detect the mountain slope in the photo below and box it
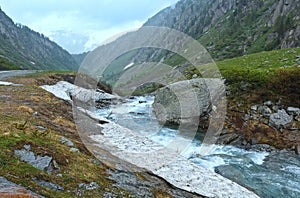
[0,7,78,70]
[99,0,300,85]
[72,52,89,66]
[144,0,300,60]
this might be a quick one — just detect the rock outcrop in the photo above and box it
[152,79,211,126]
[143,0,300,60]
[152,78,225,131]
[14,145,54,173]
[269,109,293,129]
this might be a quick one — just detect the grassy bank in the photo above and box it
[0,73,185,197]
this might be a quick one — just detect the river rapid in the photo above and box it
[96,96,300,198]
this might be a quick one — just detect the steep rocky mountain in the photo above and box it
[144,0,300,59]
[100,0,300,85]
[0,7,78,70]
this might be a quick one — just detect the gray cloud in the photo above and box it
[0,0,179,53]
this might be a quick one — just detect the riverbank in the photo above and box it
[3,71,300,197]
[0,72,199,197]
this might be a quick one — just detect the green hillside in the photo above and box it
[216,48,299,106]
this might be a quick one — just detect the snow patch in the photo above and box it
[90,121,259,197]
[123,62,134,70]
[0,81,22,86]
[40,81,118,102]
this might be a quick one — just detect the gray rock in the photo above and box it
[241,140,248,146]
[296,145,300,155]
[257,106,265,112]
[78,182,99,190]
[215,165,243,178]
[52,160,59,169]
[14,149,52,171]
[0,177,44,197]
[70,148,79,153]
[272,106,279,112]
[35,126,47,131]
[216,133,240,145]
[14,149,35,162]
[33,112,39,116]
[250,144,276,152]
[61,136,74,147]
[250,138,258,145]
[251,105,258,111]
[34,178,64,192]
[287,107,300,116]
[153,79,215,125]
[24,144,31,151]
[103,192,119,198]
[269,110,293,129]
[264,101,272,106]
[30,156,53,171]
[260,118,269,125]
[260,106,272,118]
[251,114,260,120]
[88,159,103,166]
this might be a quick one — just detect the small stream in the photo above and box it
[96,96,300,198]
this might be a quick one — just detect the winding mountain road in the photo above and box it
[0,70,39,80]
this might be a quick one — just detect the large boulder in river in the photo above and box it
[152,78,224,127]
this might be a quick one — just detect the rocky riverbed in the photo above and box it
[40,80,260,197]
[37,76,300,197]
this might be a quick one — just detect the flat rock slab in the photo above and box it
[0,177,43,198]
[14,149,52,171]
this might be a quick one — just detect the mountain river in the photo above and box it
[96,96,300,198]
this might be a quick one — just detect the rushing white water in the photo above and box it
[97,96,268,167]
[96,96,300,197]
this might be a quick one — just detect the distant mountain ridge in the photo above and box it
[72,52,89,66]
[0,7,78,70]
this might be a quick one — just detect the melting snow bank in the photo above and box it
[40,81,119,103]
[91,121,259,198]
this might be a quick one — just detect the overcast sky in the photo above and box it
[0,0,179,54]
